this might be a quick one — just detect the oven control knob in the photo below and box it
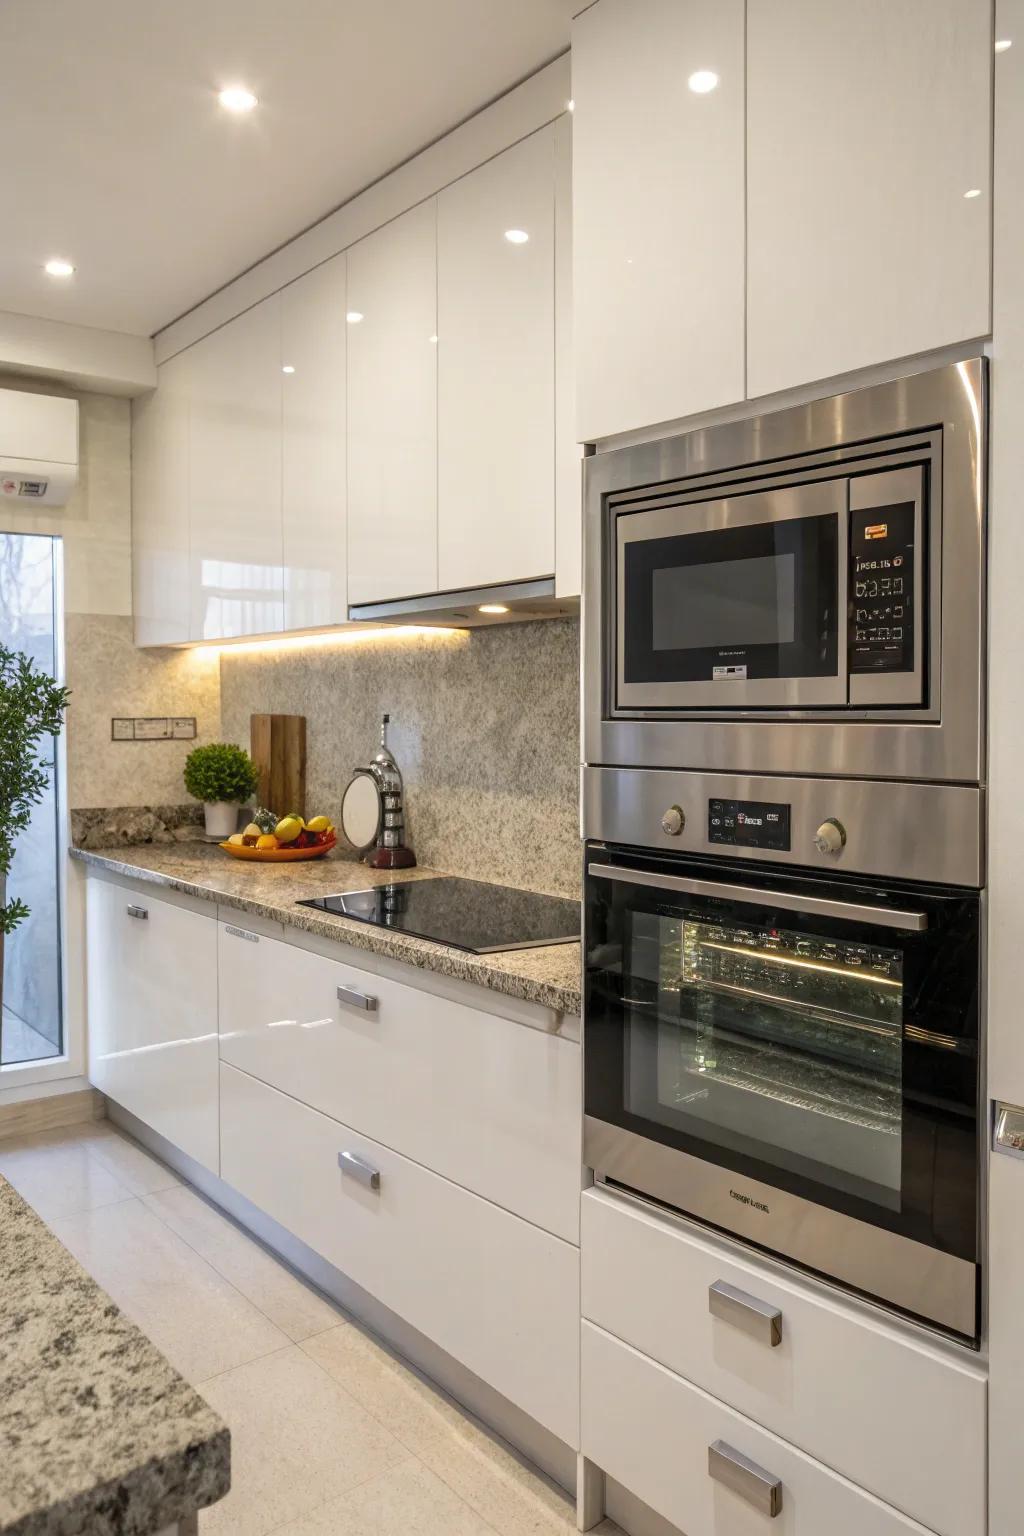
[661,805,686,837]
[815,818,847,857]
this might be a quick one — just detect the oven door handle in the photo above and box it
[587,863,928,932]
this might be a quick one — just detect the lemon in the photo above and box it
[227,833,245,846]
[275,815,303,845]
[242,822,261,839]
[307,815,331,833]
[256,833,279,850]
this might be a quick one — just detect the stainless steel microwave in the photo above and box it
[584,360,986,785]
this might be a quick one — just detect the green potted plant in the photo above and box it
[0,646,70,1018]
[183,742,259,840]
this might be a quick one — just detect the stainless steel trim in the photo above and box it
[584,1117,978,1338]
[338,1151,381,1190]
[587,862,927,931]
[615,478,849,712]
[708,1280,783,1347]
[993,1103,1024,1160]
[348,577,575,628]
[126,904,148,920]
[708,1442,782,1517]
[337,983,379,1013]
[584,359,986,785]
[583,766,983,887]
[225,925,258,943]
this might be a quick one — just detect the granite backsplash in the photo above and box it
[219,618,582,899]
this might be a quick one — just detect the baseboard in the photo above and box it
[108,1101,579,1498]
[0,1086,105,1141]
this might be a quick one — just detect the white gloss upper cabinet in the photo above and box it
[132,348,191,646]
[281,255,347,629]
[747,0,992,398]
[347,201,438,605]
[188,295,284,641]
[438,128,557,591]
[571,0,746,442]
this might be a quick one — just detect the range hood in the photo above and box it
[0,387,79,508]
[348,577,578,628]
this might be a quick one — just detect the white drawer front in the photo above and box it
[219,1062,580,1447]
[87,877,219,1172]
[218,923,580,1241]
[582,1322,935,1536]
[582,1190,984,1536]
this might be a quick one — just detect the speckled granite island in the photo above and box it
[70,842,583,1018]
[0,1174,228,1536]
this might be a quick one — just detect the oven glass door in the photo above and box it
[585,850,979,1273]
[615,478,847,712]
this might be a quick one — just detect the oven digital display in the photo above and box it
[708,798,791,851]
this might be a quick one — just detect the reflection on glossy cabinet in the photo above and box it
[189,296,284,641]
[132,349,191,646]
[746,0,992,397]
[282,255,347,629]
[572,0,746,441]
[347,201,438,605]
[438,128,556,591]
[86,877,219,1174]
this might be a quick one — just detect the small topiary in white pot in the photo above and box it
[183,742,259,840]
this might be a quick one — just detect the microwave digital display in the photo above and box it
[849,501,915,674]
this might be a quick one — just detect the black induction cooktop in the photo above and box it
[299,876,580,954]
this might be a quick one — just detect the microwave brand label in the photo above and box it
[713,664,748,681]
[730,1188,770,1215]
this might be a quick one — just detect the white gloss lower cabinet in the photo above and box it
[217,922,580,1243]
[281,255,347,629]
[437,127,557,591]
[581,1322,935,1536]
[132,348,191,646]
[746,0,992,397]
[220,1062,580,1447]
[86,878,219,1173]
[188,294,284,641]
[347,200,438,605]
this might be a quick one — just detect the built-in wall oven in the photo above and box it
[582,360,986,1345]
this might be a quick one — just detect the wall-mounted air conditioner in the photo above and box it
[0,386,79,508]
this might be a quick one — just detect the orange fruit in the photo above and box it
[256,833,279,850]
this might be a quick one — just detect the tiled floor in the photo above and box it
[0,1119,621,1536]
[1,1005,59,1065]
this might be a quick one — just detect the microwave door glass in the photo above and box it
[627,913,904,1210]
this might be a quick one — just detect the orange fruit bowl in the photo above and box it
[220,834,337,862]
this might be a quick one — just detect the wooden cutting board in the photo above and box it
[250,714,306,818]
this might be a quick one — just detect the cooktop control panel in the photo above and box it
[708,797,791,851]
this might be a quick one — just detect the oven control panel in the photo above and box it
[708,798,791,851]
[849,501,915,674]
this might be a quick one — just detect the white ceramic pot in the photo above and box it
[203,801,240,840]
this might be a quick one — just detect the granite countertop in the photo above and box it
[0,1175,229,1536]
[70,843,583,1018]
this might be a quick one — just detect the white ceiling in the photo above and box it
[0,0,575,337]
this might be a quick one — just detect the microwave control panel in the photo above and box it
[709,798,791,851]
[849,501,915,674]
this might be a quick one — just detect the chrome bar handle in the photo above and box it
[709,1280,783,1347]
[708,1441,783,1517]
[337,983,378,1013]
[225,925,258,943]
[587,863,927,932]
[126,904,149,920]
[338,1151,381,1191]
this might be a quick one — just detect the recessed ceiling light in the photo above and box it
[996,38,1012,52]
[282,365,295,374]
[478,603,509,615]
[567,98,575,112]
[964,187,982,199]
[346,311,364,324]
[428,334,439,344]
[504,229,529,245]
[688,69,719,94]
[44,258,75,278]
[218,85,258,113]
